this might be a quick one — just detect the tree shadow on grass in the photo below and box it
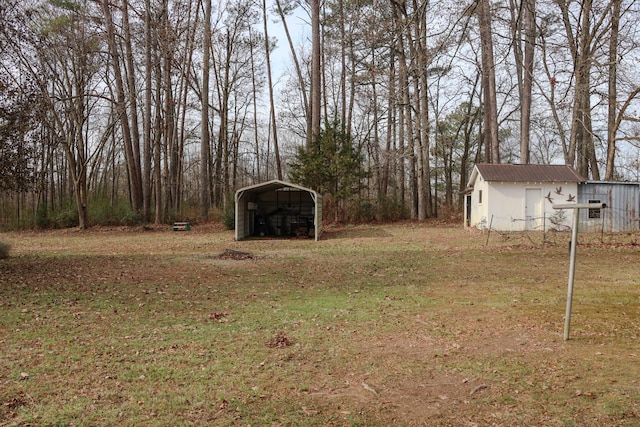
[320,227,392,240]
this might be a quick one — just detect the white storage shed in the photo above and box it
[465,164,586,231]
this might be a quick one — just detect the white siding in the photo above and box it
[470,181,577,231]
[469,176,490,228]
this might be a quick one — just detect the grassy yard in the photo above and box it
[1,223,639,426]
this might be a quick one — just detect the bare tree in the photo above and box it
[521,0,535,164]
[604,0,620,181]
[27,0,107,228]
[143,0,154,222]
[310,0,322,145]
[263,0,282,179]
[414,0,432,219]
[510,0,536,163]
[211,0,259,207]
[100,0,142,211]
[476,0,500,163]
[101,0,144,212]
[555,0,610,178]
[391,0,409,209]
[274,0,311,147]
[201,0,212,221]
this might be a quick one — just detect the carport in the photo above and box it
[235,180,322,241]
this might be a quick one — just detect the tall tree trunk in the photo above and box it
[576,0,592,177]
[249,30,261,181]
[200,0,211,222]
[459,81,480,208]
[101,0,143,211]
[509,0,534,163]
[310,0,322,146]
[370,55,382,207]
[121,0,143,210]
[154,72,163,224]
[409,76,417,220]
[175,1,197,216]
[274,0,311,148]
[160,0,179,212]
[538,31,569,160]
[143,0,153,221]
[605,0,621,180]
[382,52,396,202]
[477,0,500,163]
[570,0,598,178]
[263,0,282,179]
[347,36,357,136]
[339,0,346,132]
[557,0,602,178]
[521,0,535,164]
[415,0,431,219]
[391,0,407,208]
[214,110,225,208]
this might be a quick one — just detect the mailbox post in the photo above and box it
[552,202,607,341]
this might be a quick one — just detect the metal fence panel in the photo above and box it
[578,182,640,232]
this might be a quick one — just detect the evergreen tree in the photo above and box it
[288,122,368,217]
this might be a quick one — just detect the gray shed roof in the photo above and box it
[473,164,586,183]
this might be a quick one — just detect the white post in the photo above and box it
[564,207,579,340]
[553,202,606,341]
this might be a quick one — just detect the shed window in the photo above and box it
[588,199,601,219]
[478,190,483,204]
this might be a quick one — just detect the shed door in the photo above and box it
[525,188,542,230]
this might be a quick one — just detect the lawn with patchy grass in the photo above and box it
[1,223,639,426]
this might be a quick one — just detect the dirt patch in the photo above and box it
[213,248,257,260]
[308,370,489,426]
[267,331,295,348]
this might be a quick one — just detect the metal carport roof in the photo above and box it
[235,180,322,241]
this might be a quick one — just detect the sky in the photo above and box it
[263,1,310,89]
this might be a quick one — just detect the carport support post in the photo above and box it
[553,203,607,341]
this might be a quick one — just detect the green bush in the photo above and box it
[36,204,52,229]
[53,206,79,228]
[88,196,144,226]
[377,195,408,221]
[120,209,143,226]
[0,241,11,259]
[163,208,178,226]
[89,197,117,225]
[222,202,235,230]
[346,201,377,223]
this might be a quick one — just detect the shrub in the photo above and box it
[88,196,144,226]
[0,241,11,259]
[53,206,79,228]
[376,195,409,221]
[121,210,143,226]
[35,204,52,229]
[346,201,376,223]
[222,203,235,230]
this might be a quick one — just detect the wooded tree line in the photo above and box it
[0,0,639,229]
